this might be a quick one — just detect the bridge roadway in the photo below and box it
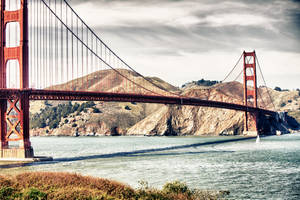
[0,89,276,116]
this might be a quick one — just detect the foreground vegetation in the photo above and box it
[0,172,228,200]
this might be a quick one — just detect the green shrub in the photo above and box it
[124,106,131,110]
[274,86,282,91]
[24,188,47,200]
[162,181,190,195]
[92,108,101,113]
[49,120,59,129]
[0,187,14,200]
[280,102,286,107]
[72,123,77,128]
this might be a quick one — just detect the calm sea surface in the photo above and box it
[1,134,300,199]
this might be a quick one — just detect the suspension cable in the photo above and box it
[222,53,243,82]
[256,54,276,110]
[61,0,178,96]
[40,0,165,96]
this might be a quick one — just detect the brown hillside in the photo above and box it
[30,70,299,136]
[50,69,180,94]
[30,69,180,136]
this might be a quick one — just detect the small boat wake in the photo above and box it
[256,135,260,143]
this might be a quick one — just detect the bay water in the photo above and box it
[1,133,300,199]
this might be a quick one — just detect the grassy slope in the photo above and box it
[0,172,228,200]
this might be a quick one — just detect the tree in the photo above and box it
[274,87,282,91]
[92,107,101,113]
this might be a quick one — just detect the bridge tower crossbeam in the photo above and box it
[0,0,33,159]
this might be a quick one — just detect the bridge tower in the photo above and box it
[0,0,33,158]
[243,51,258,136]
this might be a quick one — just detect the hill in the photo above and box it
[30,69,179,136]
[30,70,300,136]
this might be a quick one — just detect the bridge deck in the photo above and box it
[0,89,276,116]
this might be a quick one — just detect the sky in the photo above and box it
[68,0,300,89]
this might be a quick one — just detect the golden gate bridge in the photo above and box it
[0,0,276,159]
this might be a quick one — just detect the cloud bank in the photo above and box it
[69,0,300,89]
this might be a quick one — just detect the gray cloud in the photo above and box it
[67,0,300,89]
[71,0,300,53]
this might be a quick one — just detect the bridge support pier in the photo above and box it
[243,112,258,136]
[0,93,34,159]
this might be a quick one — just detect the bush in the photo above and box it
[163,181,191,195]
[280,102,286,107]
[274,86,282,91]
[125,106,131,110]
[44,100,51,106]
[0,187,14,200]
[49,120,59,129]
[92,107,101,113]
[72,123,77,128]
[24,188,47,200]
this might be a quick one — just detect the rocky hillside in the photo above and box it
[127,82,299,136]
[30,70,300,136]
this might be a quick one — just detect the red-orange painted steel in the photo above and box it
[243,51,258,132]
[0,89,277,117]
[0,0,32,156]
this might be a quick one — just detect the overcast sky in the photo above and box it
[69,0,300,89]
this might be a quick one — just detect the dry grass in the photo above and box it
[0,172,228,200]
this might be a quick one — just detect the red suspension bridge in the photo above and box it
[0,0,276,159]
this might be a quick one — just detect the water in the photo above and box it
[1,134,300,199]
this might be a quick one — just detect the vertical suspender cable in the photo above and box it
[91,34,93,87]
[55,0,58,88]
[39,0,41,88]
[43,2,46,88]
[96,39,98,90]
[76,16,79,89]
[60,0,63,87]
[256,55,276,110]
[50,0,53,88]
[71,11,73,90]
[35,0,38,88]
[81,22,83,89]
[66,2,68,89]
[86,26,88,90]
